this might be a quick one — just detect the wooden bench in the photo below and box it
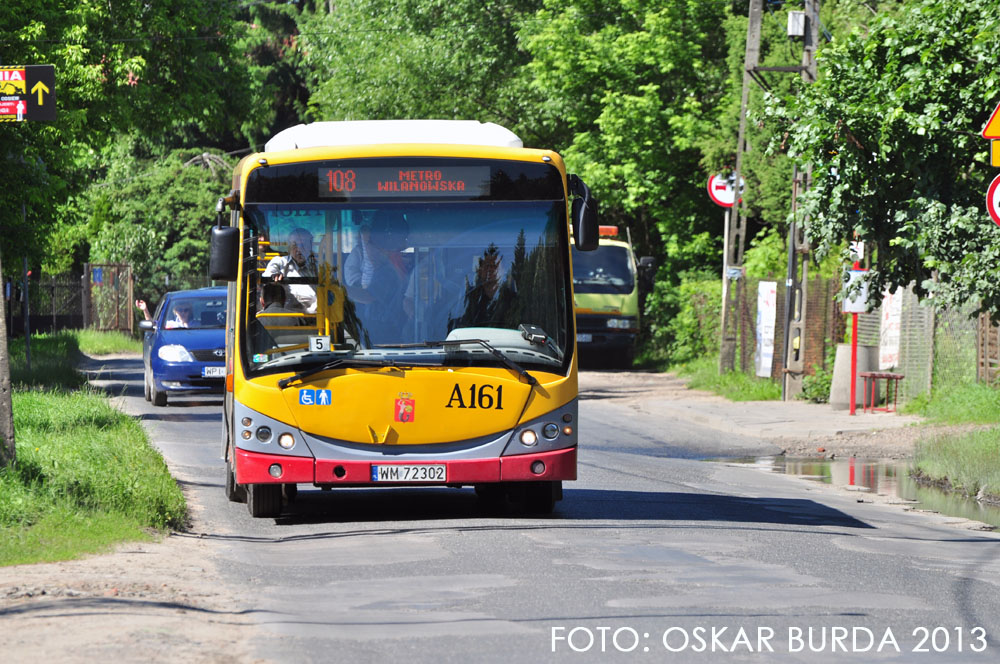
[859,371,904,414]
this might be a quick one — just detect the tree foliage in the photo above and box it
[768,0,1000,314]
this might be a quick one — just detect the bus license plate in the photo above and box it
[202,366,226,377]
[576,333,592,343]
[371,464,446,482]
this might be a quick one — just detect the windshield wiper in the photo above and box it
[277,357,434,389]
[378,339,538,386]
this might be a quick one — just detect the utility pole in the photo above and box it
[720,0,762,373]
[722,0,821,396]
[781,0,820,399]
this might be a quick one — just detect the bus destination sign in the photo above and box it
[317,166,491,198]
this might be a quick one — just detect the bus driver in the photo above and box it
[263,227,318,313]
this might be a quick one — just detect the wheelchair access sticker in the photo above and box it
[299,389,332,406]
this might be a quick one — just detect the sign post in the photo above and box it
[842,241,868,415]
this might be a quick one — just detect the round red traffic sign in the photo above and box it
[988,173,1000,227]
[707,174,744,208]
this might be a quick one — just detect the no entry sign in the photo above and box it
[707,173,744,208]
[988,173,1000,227]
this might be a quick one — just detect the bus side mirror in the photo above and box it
[569,175,599,251]
[209,225,240,281]
[638,256,656,294]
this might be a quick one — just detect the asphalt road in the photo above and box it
[90,357,1000,663]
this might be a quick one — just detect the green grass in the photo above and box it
[72,329,143,356]
[902,382,1000,425]
[671,355,782,401]
[914,428,1000,500]
[0,331,186,566]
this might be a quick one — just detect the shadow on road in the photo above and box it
[205,486,874,530]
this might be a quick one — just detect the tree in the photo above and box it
[84,147,236,305]
[767,0,1000,314]
[296,0,545,138]
[0,0,273,278]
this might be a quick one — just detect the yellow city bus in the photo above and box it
[209,120,598,517]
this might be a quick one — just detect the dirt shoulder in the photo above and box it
[777,423,985,460]
[0,531,255,663]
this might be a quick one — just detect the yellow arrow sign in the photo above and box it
[983,101,1000,139]
[31,80,49,106]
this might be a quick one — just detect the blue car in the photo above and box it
[140,287,227,407]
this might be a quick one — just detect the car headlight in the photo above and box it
[158,344,195,362]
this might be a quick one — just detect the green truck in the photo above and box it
[572,226,654,367]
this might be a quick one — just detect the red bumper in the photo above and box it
[235,446,577,486]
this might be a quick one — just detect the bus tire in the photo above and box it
[525,480,560,515]
[151,385,167,407]
[475,483,507,513]
[225,454,246,503]
[247,483,282,518]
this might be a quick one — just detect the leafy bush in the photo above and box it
[799,364,833,403]
[643,271,721,365]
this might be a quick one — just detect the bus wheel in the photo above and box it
[525,481,561,515]
[247,483,282,518]
[225,454,246,503]
[475,483,507,513]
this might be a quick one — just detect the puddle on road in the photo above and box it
[722,456,1000,530]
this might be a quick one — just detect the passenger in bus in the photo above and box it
[257,282,302,328]
[344,211,410,343]
[263,227,318,313]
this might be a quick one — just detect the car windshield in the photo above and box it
[161,295,226,329]
[571,245,635,294]
[241,201,571,376]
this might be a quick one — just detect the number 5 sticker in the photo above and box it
[309,336,331,352]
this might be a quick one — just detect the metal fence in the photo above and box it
[5,274,86,336]
[734,278,988,403]
[83,263,134,335]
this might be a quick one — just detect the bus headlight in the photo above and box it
[158,345,194,362]
[605,318,634,329]
[542,423,560,439]
[255,426,272,443]
[278,433,295,449]
[519,429,537,446]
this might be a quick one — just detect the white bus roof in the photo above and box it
[264,120,523,152]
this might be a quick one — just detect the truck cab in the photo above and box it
[572,225,653,367]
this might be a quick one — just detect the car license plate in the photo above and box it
[202,366,226,378]
[576,333,592,343]
[371,464,446,482]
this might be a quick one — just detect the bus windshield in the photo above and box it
[241,200,571,376]
[571,245,635,294]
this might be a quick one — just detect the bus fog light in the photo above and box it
[241,430,252,440]
[278,433,295,449]
[255,426,272,443]
[563,426,574,436]
[542,423,559,439]
[268,464,283,478]
[531,461,545,475]
[520,430,537,446]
